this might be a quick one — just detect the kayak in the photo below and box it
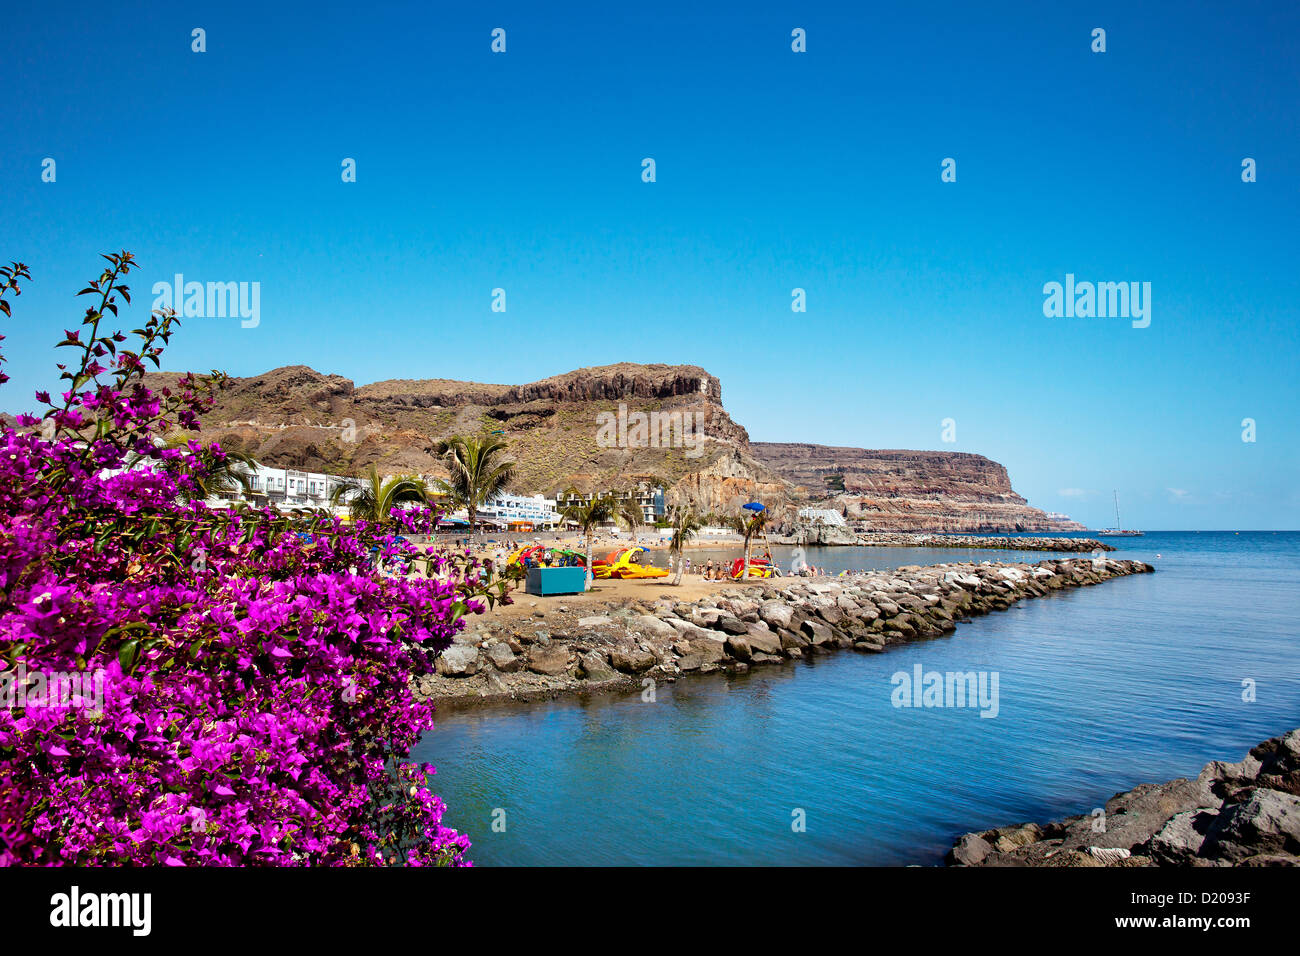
[730,557,777,579]
[591,546,670,580]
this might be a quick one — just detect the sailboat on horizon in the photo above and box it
[1095,490,1144,537]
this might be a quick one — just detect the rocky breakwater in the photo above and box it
[856,534,1116,553]
[948,730,1300,867]
[413,556,1153,708]
[770,531,1116,552]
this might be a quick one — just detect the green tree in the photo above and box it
[668,507,704,586]
[430,435,514,538]
[559,494,618,586]
[330,464,428,524]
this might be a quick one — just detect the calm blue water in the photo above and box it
[412,532,1300,866]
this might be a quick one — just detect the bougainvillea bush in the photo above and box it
[0,253,487,865]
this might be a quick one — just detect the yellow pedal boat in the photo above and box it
[591,546,670,580]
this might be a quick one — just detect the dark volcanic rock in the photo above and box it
[1201,790,1300,862]
[948,729,1300,868]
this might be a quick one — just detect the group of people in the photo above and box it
[663,555,799,580]
[670,557,732,580]
[697,559,734,580]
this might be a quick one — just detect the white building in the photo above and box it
[461,492,561,529]
[554,483,666,525]
[797,507,847,527]
[242,466,354,512]
[699,525,737,537]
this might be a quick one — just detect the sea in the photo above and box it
[410,531,1300,865]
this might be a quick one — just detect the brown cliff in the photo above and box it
[142,364,1080,531]
[749,443,1084,532]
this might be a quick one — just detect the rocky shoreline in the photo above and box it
[413,556,1153,709]
[771,530,1116,552]
[947,729,1300,867]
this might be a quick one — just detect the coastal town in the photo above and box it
[4,3,1293,931]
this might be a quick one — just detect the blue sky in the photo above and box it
[4,0,1298,529]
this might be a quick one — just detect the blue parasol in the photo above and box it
[742,502,765,512]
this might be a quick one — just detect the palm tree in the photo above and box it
[559,494,618,587]
[733,508,771,580]
[733,512,759,580]
[330,464,428,524]
[668,508,703,586]
[430,435,514,539]
[615,496,644,546]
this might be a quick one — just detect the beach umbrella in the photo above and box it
[742,502,766,512]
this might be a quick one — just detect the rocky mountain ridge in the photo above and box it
[750,443,1085,532]
[141,363,1080,531]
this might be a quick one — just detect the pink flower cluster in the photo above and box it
[0,255,476,865]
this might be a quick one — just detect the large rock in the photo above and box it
[634,615,678,640]
[947,833,994,866]
[526,643,573,676]
[816,604,845,627]
[715,614,749,636]
[853,601,880,623]
[725,635,752,661]
[759,600,794,630]
[609,643,657,673]
[1084,777,1219,852]
[690,633,728,665]
[744,624,782,656]
[435,644,479,677]
[578,650,619,682]
[485,642,520,673]
[801,619,833,645]
[676,653,704,671]
[1148,809,1219,865]
[1198,754,1264,800]
[1202,789,1300,862]
[777,627,807,650]
[691,609,721,628]
[984,822,1043,853]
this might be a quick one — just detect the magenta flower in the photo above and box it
[0,254,476,867]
